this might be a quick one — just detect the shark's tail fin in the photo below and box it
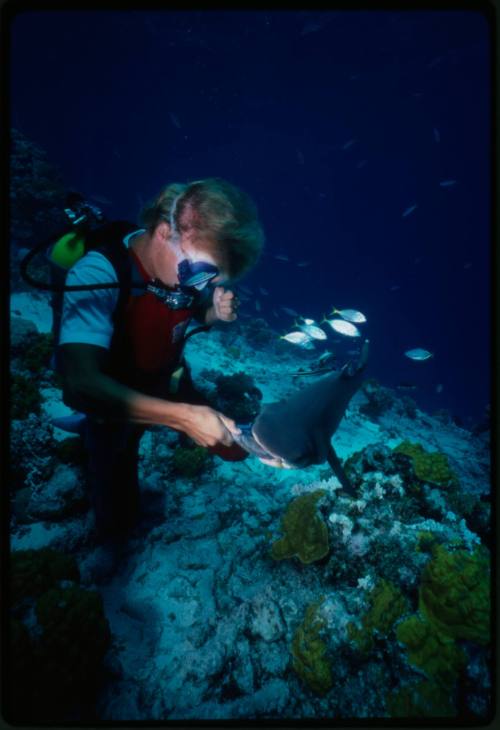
[341,338,369,379]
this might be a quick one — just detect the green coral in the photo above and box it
[8,549,112,722]
[415,531,441,554]
[54,436,87,466]
[214,371,262,421]
[396,614,466,689]
[171,445,211,478]
[387,544,490,719]
[347,579,410,653]
[291,597,333,695]
[19,332,54,373]
[393,441,459,487]
[388,679,456,718]
[11,373,42,419]
[270,490,329,564]
[35,586,111,689]
[10,548,80,606]
[419,544,490,645]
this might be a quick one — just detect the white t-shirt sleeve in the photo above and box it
[58,251,119,348]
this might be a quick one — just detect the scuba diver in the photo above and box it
[21,180,265,539]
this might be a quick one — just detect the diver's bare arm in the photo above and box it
[60,343,194,429]
[59,343,236,446]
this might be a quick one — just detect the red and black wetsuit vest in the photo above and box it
[87,222,206,399]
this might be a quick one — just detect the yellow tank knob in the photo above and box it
[49,231,85,269]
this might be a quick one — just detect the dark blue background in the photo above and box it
[9,9,491,425]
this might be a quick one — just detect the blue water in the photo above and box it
[10,9,491,424]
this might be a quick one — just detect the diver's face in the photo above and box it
[179,238,228,285]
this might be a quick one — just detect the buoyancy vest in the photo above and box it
[54,221,209,398]
[107,247,200,398]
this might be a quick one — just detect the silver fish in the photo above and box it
[281,331,313,346]
[259,287,269,296]
[298,323,327,341]
[436,384,444,394]
[439,179,457,187]
[433,127,441,143]
[405,348,433,361]
[297,260,311,267]
[274,254,290,262]
[324,319,361,337]
[356,160,367,169]
[255,300,261,312]
[331,308,367,324]
[281,306,300,317]
[402,203,418,218]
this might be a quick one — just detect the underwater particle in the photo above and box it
[405,348,433,361]
[418,544,490,645]
[402,203,418,218]
[270,489,329,564]
[291,597,333,695]
[347,579,410,653]
[323,318,361,338]
[342,139,356,150]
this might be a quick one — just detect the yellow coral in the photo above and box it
[388,679,456,718]
[396,614,466,689]
[291,598,333,695]
[419,545,490,645]
[394,441,458,487]
[347,579,410,652]
[271,490,329,564]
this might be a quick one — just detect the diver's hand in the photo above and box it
[181,404,241,448]
[212,287,238,322]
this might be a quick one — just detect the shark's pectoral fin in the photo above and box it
[327,444,357,498]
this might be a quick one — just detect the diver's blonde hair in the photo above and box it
[139,177,264,280]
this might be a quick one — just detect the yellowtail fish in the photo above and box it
[280,331,313,346]
[298,323,327,340]
[405,348,433,361]
[323,318,361,337]
[331,307,367,324]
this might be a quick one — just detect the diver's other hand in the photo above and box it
[181,404,241,448]
[213,286,238,322]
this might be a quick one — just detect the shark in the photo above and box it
[234,339,370,496]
